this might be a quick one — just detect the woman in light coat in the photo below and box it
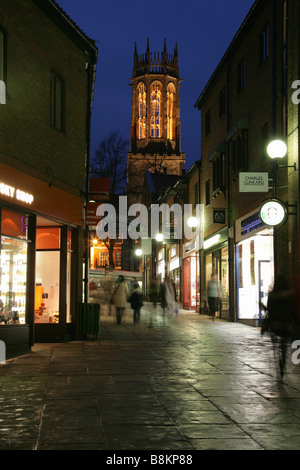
[111,275,130,324]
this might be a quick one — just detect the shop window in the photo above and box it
[35,251,60,324]
[0,236,28,325]
[35,227,61,324]
[115,251,122,268]
[36,227,60,250]
[1,209,27,238]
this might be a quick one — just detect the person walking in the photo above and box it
[266,275,296,378]
[129,282,143,324]
[207,273,222,320]
[111,275,129,324]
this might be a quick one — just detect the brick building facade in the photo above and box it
[0,0,97,355]
[195,0,299,323]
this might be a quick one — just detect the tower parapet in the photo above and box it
[133,38,179,78]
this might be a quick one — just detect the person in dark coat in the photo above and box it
[129,282,143,324]
[267,274,297,377]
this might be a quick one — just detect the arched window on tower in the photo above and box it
[150,81,162,138]
[137,83,146,139]
[167,83,176,140]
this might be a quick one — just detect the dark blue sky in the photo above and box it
[57,0,255,169]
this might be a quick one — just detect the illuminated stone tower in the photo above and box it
[127,39,185,203]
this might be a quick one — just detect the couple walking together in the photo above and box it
[111,275,143,324]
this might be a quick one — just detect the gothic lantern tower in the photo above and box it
[127,39,185,203]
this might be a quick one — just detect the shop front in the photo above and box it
[235,209,274,325]
[183,237,199,310]
[203,228,229,319]
[0,163,83,357]
[168,244,180,302]
[157,247,166,282]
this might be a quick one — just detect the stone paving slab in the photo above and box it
[0,304,300,451]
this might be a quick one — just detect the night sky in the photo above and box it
[56,0,255,169]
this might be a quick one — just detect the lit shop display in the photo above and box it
[235,209,274,321]
[0,208,29,325]
[183,238,199,310]
[0,237,28,325]
[157,248,165,281]
[168,245,180,302]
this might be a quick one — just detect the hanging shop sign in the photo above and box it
[239,172,269,192]
[213,209,226,224]
[259,198,287,226]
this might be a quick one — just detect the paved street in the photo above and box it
[1,302,300,451]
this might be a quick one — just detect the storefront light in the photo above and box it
[135,248,143,256]
[203,234,220,250]
[155,233,164,242]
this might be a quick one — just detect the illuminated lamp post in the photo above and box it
[259,139,289,277]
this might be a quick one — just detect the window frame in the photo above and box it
[260,23,270,62]
[50,70,66,132]
[237,59,245,92]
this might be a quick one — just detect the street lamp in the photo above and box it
[155,233,164,242]
[267,139,287,160]
[187,216,198,229]
[135,248,143,257]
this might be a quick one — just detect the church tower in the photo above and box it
[127,39,185,203]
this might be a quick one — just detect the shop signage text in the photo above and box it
[0,181,34,205]
[239,172,269,192]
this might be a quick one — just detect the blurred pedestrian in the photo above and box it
[110,275,129,324]
[129,277,137,294]
[129,282,143,324]
[149,279,159,307]
[266,274,296,378]
[207,274,222,320]
[159,281,168,316]
[103,276,113,315]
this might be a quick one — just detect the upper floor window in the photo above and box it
[212,153,226,192]
[237,59,245,92]
[0,28,6,104]
[167,83,176,140]
[219,87,226,117]
[0,28,5,82]
[260,24,269,62]
[231,130,248,173]
[150,81,162,138]
[137,82,146,139]
[50,70,65,131]
[205,109,211,136]
[205,179,210,207]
